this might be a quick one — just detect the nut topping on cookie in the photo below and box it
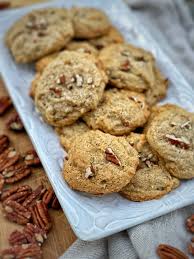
[105,147,121,166]
[85,166,95,179]
[56,75,66,85]
[181,120,191,129]
[120,60,131,71]
[75,74,83,87]
[165,134,190,150]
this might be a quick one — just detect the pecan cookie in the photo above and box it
[55,120,90,151]
[83,89,150,136]
[146,104,194,179]
[35,51,107,126]
[71,7,111,39]
[120,133,178,201]
[99,43,168,105]
[63,130,139,194]
[89,26,124,49]
[5,8,74,63]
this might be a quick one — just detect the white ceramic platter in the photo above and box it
[0,0,194,241]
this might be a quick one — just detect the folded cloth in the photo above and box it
[60,1,194,258]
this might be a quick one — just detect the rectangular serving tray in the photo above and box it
[0,0,194,241]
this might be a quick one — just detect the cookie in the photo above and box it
[63,130,139,194]
[89,26,124,49]
[66,41,98,56]
[120,133,177,201]
[55,120,90,151]
[83,89,150,136]
[35,51,107,126]
[71,7,111,39]
[5,8,74,63]
[99,43,168,105]
[35,51,60,73]
[146,104,194,179]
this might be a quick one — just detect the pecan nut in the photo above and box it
[2,162,31,184]
[22,185,46,208]
[7,112,24,131]
[1,185,32,203]
[0,2,10,10]
[9,230,28,246]
[188,237,194,256]
[0,174,5,195]
[186,214,194,233]
[0,135,9,154]
[165,134,190,150]
[30,200,52,232]
[24,149,41,166]
[0,96,12,115]
[3,200,31,225]
[24,223,47,246]
[105,147,121,166]
[157,244,188,259]
[42,187,61,210]
[0,244,42,259]
[0,147,20,172]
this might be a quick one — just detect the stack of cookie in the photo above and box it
[5,7,194,202]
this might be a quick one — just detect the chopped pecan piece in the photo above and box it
[166,134,190,150]
[186,214,194,233]
[0,174,5,194]
[1,185,32,203]
[9,230,28,246]
[3,200,31,225]
[0,135,9,154]
[30,200,52,232]
[0,147,20,172]
[157,244,188,259]
[85,166,95,179]
[7,112,24,131]
[120,60,131,71]
[56,74,66,85]
[22,185,46,208]
[23,149,41,166]
[105,148,121,166]
[0,96,12,115]
[24,223,47,246]
[2,162,31,184]
[0,244,42,259]
[188,237,194,256]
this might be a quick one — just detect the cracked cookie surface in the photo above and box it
[83,88,150,136]
[35,51,107,126]
[63,130,139,194]
[146,104,194,179]
[5,8,74,63]
[99,43,168,105]
[120,133,179,201]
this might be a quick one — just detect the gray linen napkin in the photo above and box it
[60,0,194,258]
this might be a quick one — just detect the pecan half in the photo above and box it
[9,230,28,246]
[105,148,121,166]
[188,237,194,256]
[0,244,42,259]
[30,201,52,232]
[0,147,20,172]
[24,223,47,246]
[186,214,194,233]
[22,185,46,208]
[23,149,41,166]
[42,188,61,210]
[2,162,31,184]
[157,244,188,259]
[1,185,32,203]
[165,134,190,150]
[3,200,31,225]
[0,135,9,154]
[0,174,5,194]
[0,96,12,115]
[7,112,24,131]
